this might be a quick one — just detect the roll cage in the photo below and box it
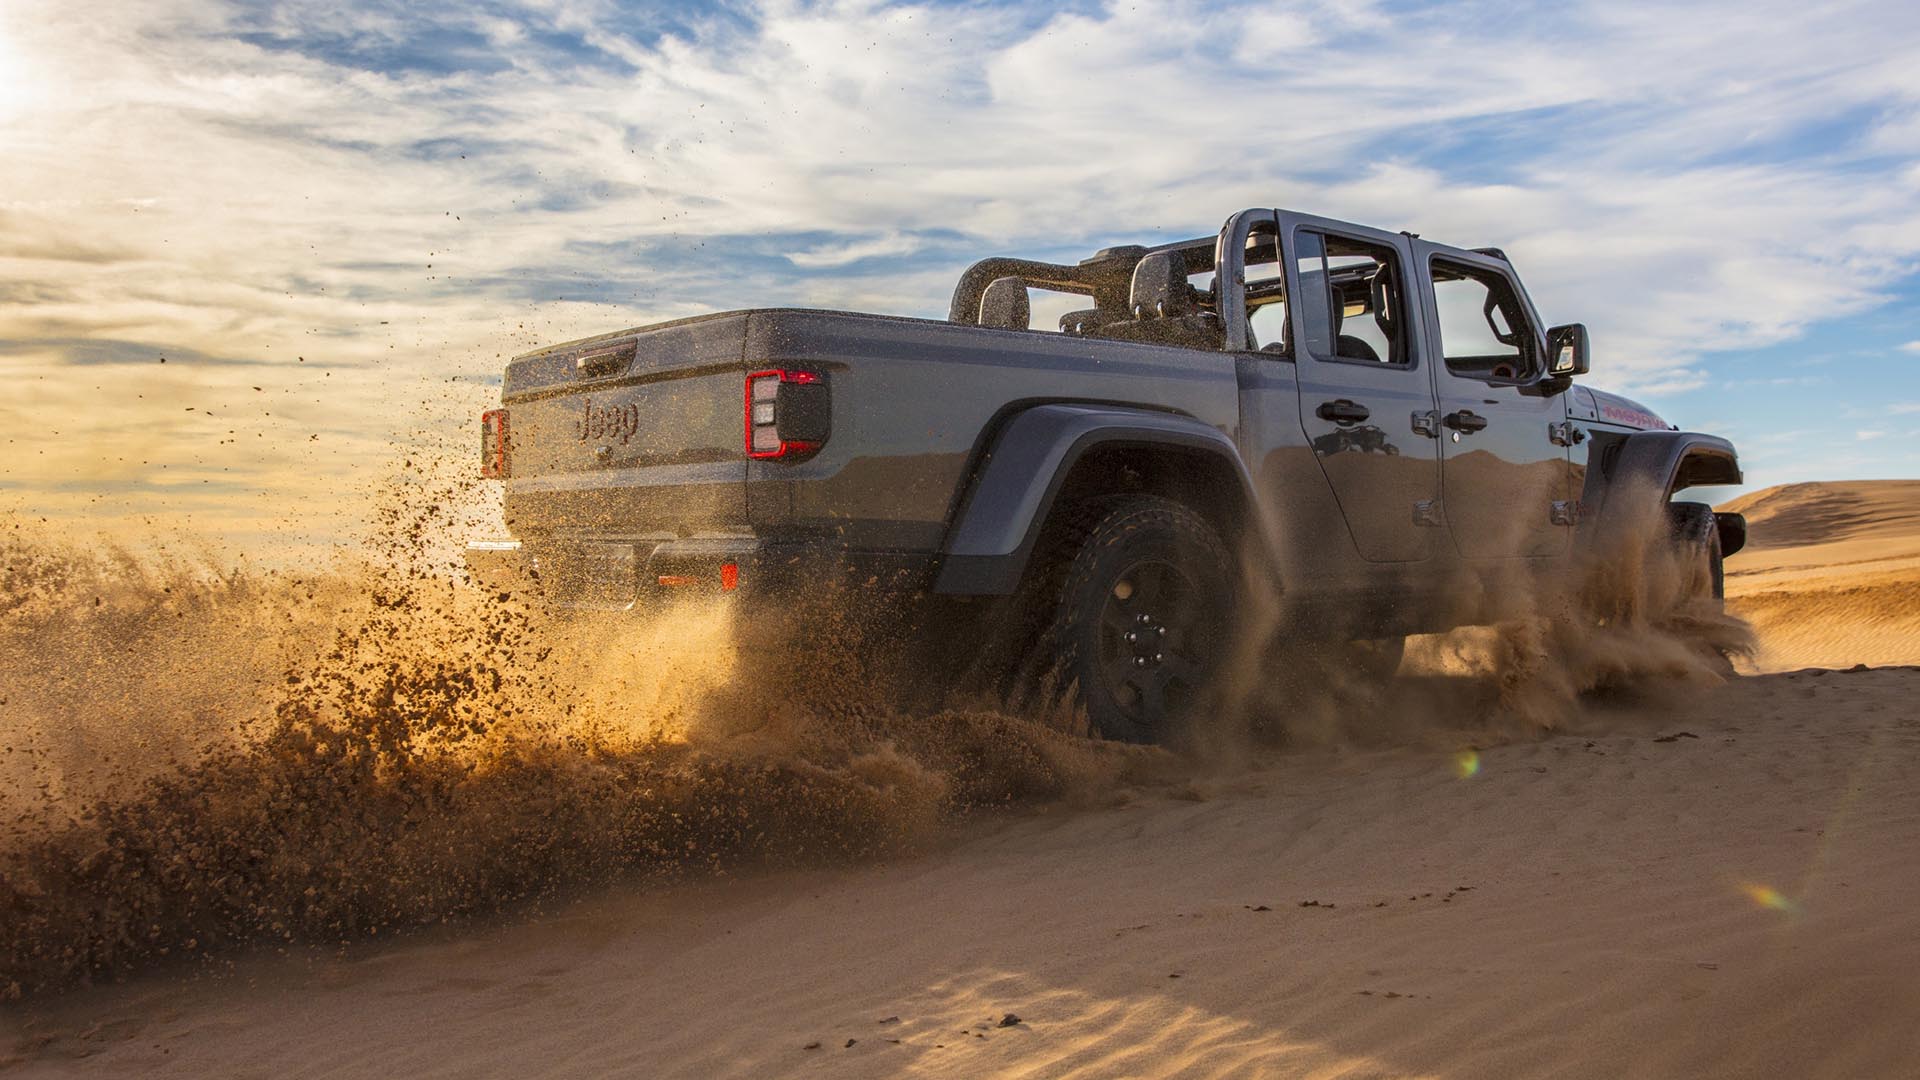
[949,209,1424,354]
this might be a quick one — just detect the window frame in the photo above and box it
[1293,228,1416,371]
[1426,255,1543,385]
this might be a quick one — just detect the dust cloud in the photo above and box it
[1211,493,1753,753]
[0,499,1142,1000]
[0,487,1748,1000]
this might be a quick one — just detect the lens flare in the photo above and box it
[1452,749,1481,778]
[1740,882,1799,914]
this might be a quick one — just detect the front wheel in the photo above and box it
[1668,501,1726,605]
[1667,500,1736,674]
[1046,496,1235,744]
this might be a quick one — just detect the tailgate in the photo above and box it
[500,312,749,535]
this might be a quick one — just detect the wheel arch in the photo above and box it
[1579,430,1743,553]
[932,404,1271,595]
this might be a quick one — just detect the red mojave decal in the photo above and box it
[1599,403,1666,430]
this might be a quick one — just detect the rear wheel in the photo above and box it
[1047,496,1234,744]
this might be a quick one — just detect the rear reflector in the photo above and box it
[656,565,741,591]
[480,409,510,478]
[745,369,824,459]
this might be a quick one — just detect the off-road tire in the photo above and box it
[1044,495,1234,744]
[1668,500,1735,675]
[1668,501,1725,604]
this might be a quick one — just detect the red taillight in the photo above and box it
[480,409,510,478]
[745,369,823,459]
[720,562,740,591]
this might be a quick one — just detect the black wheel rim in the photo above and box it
[1095,558,1209,725]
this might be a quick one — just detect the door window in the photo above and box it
[1294,230,1411,367]
[1431,260,1538,381]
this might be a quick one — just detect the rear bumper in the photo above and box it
[464,537,934,610]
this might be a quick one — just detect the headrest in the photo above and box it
[1059,308,1101,335]
[978,276,1030,331]
[1129,252,1192,319]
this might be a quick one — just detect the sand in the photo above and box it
[1722,480,1920,672]
[5,480,1919,1079]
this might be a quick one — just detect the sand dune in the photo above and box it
[1722,480,1920,671]
[1722,479,1920,552]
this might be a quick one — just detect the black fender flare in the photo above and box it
[932,403,1269,595]
[1579,430,1743,554]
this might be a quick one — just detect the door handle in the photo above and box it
[1317,399,1371,425]
[1444,409,1488,434]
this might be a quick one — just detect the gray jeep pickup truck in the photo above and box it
[469,207,1745,742]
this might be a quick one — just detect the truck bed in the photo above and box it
[501,308,1244,550]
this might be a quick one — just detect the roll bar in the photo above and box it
[948,210,1276,345]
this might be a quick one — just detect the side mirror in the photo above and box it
[1546,323,1590,378]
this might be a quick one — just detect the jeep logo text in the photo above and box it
[577,398,641,445]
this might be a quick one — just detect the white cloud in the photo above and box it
[1900,341,1920,354]
[1857,430,1889,440]
[3,0,1920,543]
[785,233,925,269]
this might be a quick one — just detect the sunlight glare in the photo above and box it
[0,22,44,123]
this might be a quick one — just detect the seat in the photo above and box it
[1098,252,1225,350]
[1129,251,1190,319]
[1332,287,1381,362]
[977,276,1030,331]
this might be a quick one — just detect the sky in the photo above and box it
[2,0,1918,554]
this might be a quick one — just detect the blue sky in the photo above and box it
[1,0,1917,547]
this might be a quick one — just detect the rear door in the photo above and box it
[1409,245,1571,558]
[1279,213,1443,563]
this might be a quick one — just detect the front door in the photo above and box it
[1411,246,1571,559]
[1281,216,1443,563]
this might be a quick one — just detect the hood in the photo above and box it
[1571,386,1671,431]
